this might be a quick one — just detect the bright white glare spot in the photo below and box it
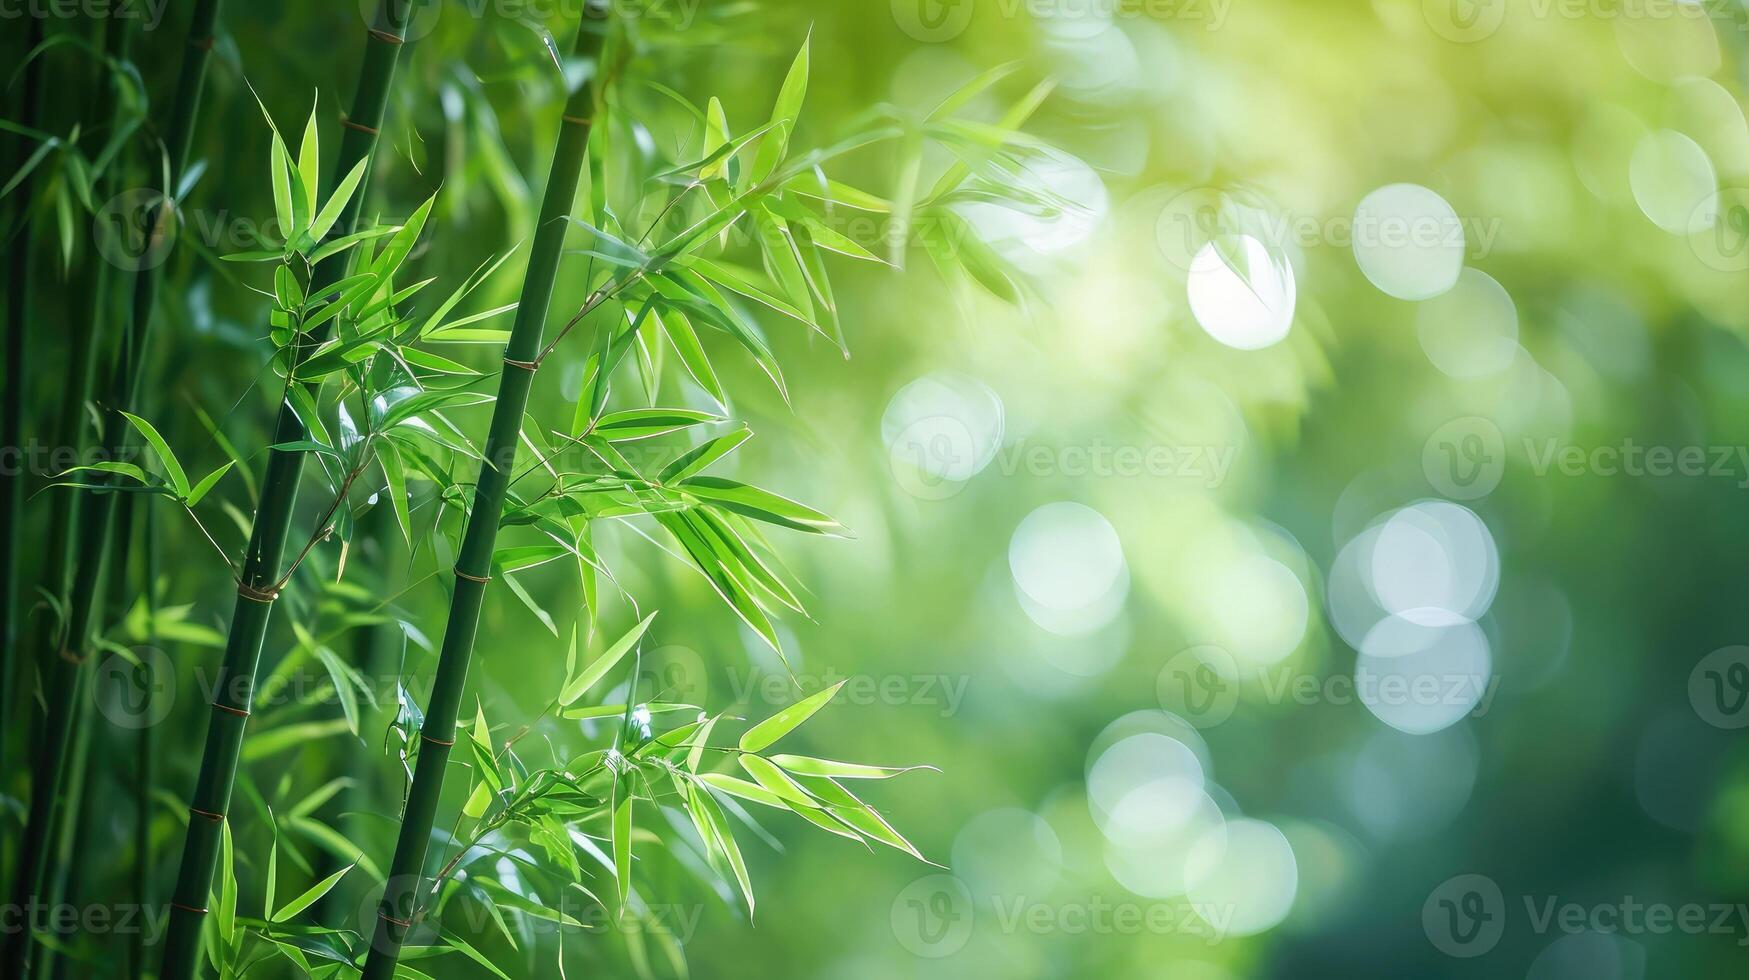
[1355,617,1493,735]
[1187,236,1296,350]
[1087,731,1205,833]
[1369,502,1499,625]
[1328,525,1388,649]
[1185,818,1299,937]
[1416,269,1518,378]
[1010,503,1129,631]
[1343,727,1479,841]
[953,149,1106,268]
[951,808,1063,898]
[1352,184,1465,301]
[1629,130,1716,233]
[1103,789,1226,899]
[882,373,1005,498]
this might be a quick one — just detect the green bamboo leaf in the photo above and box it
[308,156,370,245]
[375,440,412,547]
[737,754,817,807]
[271,863,352,923]
[612,774,633,902]
[697,772,787,809]
[769,755,938,779]
[679,475,844,535]
[218,819,237,944]
[660,427,751,484]
[120,411,190,499]
[270,132,296,240]
[559,611,656,707]
[186,460,235,507]
[739,681,845,752]
[691,779,753,916]
[593,408,722,442]
[437,927,512,980]
[297,96,320,220]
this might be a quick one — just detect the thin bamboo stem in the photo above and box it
[359,6,611,977]
[0,11,47,845]
[157,4,416,977]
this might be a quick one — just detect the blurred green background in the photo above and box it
[11,0,1749,977]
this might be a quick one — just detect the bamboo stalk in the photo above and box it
[133,501,158,980]
[0,3,222,975]
[360,7,611,977]
[0,12,47,836]
[157,4,416,977]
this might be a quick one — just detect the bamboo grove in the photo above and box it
[0,2,1075,976]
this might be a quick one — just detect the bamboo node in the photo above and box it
[57,647,87,665]
[341,115,380,135]
[189,806,225,823]
[368,28,405,45]
[503,356,540,373]
[379,910,414,928]
[189,36,215,51]
[170,901,209,915]
[420,731,456,747]
[237,581,280,603]
[211,700,250,718]
[563,114,593,127]
[453,565,492,584]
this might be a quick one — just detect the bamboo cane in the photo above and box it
[156,3,416,977]
[359,6,611,976]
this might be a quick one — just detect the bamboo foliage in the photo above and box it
[1,2,222,976]
[0,2,1073,976]
[156,3,416,977]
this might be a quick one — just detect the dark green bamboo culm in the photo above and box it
[0,13,47,822]
[0,3,222,976]
[361,6,611,977]
[157,3,415,977]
